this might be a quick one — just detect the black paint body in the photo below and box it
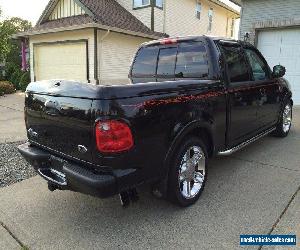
[19,37,293,198]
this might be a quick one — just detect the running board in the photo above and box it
[218,127,276,156]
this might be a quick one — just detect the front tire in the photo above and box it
[167,137,208,207]
[273,101,292,137]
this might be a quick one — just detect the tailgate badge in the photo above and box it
[78,145,88,154]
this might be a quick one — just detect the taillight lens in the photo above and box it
[95,120,134,153]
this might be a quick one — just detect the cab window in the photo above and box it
[157,47,177,78]
[244,48,270,81]
[131,46,159,78]
[175,42,209,78]
[219,44,251,83]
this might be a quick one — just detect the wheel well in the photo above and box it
[186,127,214,157]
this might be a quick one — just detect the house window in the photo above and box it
[133,0,150,8]
[230,18,235,37]
[156,0,163,8]
[196,1,201,20]
[208,8,213,31]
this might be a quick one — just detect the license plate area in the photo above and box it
[49,155,66,172]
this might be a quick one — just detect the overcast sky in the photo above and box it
[0,0,240,25]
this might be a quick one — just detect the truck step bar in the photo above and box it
[218,127,276,156]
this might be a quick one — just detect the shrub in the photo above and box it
[5,63,19,81]
[0,81,15,96]
[9,70,22,89]
[19,71,31,91]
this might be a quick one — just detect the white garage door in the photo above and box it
[257,28,300,104]
[34,42,87,82]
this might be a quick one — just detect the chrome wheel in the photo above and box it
[178,146,206,199]
[282,104,292,133]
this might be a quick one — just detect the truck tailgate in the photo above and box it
[25,92,93,162]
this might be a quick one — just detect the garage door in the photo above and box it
[257,28,300,104]
[34,42,87,82]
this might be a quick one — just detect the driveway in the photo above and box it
[0,96,299,249]
[0,92,27,143]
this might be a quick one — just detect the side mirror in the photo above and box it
[272,65,286,78]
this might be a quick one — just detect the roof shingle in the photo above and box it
[31,0,167,38]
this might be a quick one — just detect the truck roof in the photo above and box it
[141,35,238,47]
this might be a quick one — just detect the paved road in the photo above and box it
[0,94,299,249]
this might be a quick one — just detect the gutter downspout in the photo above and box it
[94,28,99,84]
[151,0,155,31]
[99,29,110,85]
[163,0,167,33]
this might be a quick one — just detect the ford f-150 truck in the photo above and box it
[18,36,293,207]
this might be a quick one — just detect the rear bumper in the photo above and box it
[18,143,123,198]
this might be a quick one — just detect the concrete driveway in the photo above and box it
[0,95,299,249]
[0,92,27,143]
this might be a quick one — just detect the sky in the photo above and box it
[0,0,240,25]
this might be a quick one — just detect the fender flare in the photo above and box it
[163,119,214,176]
[154,120,214,197]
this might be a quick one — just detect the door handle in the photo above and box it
[260,88,266,95]
[234,92,242,98]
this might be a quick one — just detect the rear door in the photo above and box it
[218,42,260,147]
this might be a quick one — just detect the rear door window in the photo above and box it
[156,47,178,79]
[175,42,209,78]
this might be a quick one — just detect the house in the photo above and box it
[231,0,300,104]
[15,0,239,85]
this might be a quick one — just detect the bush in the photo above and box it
[5,63,19,81]
[0,81,15,96]
[19,71,31,91]
[9,70,22,89]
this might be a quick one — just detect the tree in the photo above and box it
[0,16,32,63]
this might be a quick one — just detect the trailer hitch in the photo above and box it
[119,188,139,207]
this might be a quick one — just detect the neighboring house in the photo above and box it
[15,0,239,85]
[232,0,300,104]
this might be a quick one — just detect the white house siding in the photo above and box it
[49,0,85,20]
[239,0,300,43]
[154,7,164,33]
[116,0,237,37]
[116,0,152,28]
[98,31,150,84]
[29,29,94,83]
[164,0,237,37]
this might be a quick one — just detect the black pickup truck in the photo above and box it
[18,36,293,207]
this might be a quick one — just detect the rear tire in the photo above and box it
[273,100,292,137]
[167,137,208,207]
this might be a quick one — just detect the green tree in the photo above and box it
[0,17,32,63]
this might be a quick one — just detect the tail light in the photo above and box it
[95,120,134,153]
